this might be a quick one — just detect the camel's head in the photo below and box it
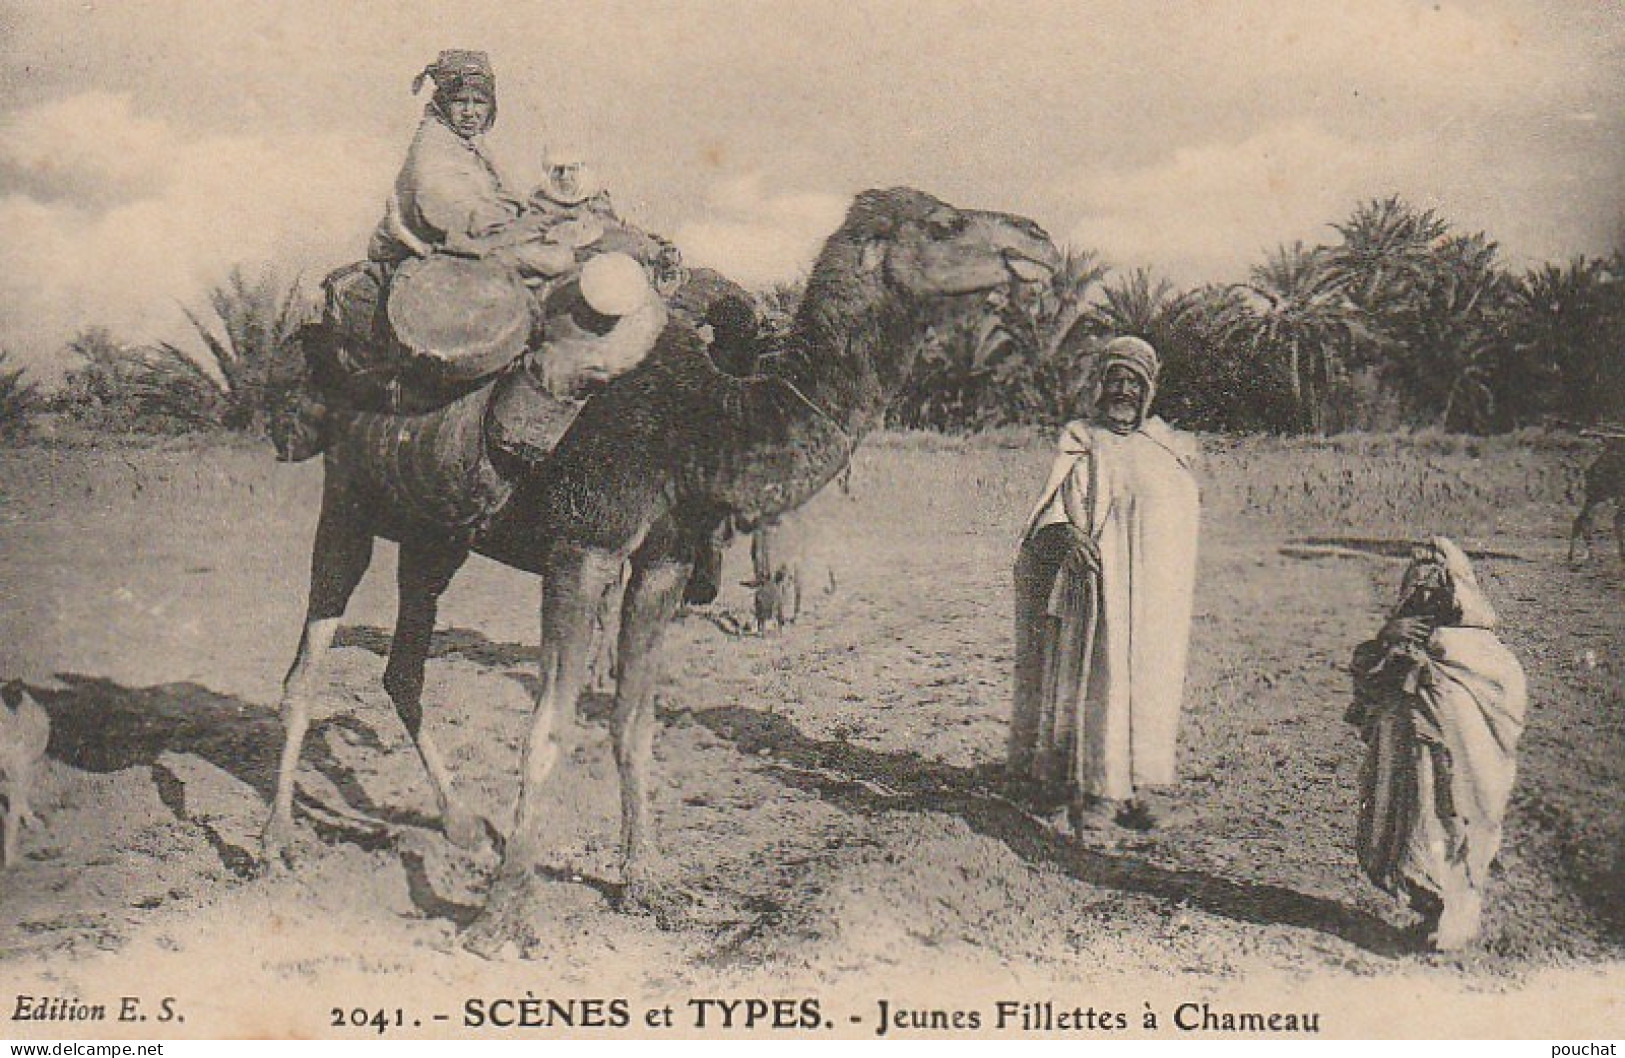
[830,187,1061,300]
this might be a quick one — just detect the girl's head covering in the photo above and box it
[1396,535,1497,629]
[413,50,498,131]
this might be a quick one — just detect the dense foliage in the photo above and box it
[885,196,1625,435]
[0,350,39,442]
[46,269,306,437]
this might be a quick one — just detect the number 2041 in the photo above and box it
[331,1007,406,1034]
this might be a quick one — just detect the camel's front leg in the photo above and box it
[463,543,621,958]
[2,780,31,868]
[612,553,691,922]
[262,484,374,864]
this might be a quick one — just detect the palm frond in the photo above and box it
[0,350,40,440]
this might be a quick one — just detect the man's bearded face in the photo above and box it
[1097,363,1147,433]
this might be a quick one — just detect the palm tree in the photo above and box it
[967,247,1111,423]
[57,268,306,435]
[1160,282,1296,433]
[171,266,307,432]
[886,246,1113,430]
[1036,248,1112,360]
[0,351,39,442]
[1087,267,1252,430]
[1223,242,1359,432]
[1378,232,1513,431]
[1322,198,1528,431]
[888,306,995,430]
[1506,257,1624,426]
[1090,266,1200,341]
[58,326,226,432]
[1326,195,1450,316]
[60,327,141,429]
[120,343,231,429]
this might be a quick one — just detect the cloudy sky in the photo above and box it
[1,0,1622,379]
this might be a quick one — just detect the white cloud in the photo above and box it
[0,92,394,379]
[672,173,849,288]
[1063,121,1433,283]
[0,92,178,205]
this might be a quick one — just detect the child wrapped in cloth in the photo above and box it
[1347,536,1528,951]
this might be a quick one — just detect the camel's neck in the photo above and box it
[692,263,928,525]
[767,270,924,441]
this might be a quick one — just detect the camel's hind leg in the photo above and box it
[262,481,374,861]
[464,541,623,958]
[384,535,486,850]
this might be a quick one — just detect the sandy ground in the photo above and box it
[0,431,1621,1039]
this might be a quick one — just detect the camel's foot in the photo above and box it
[442,803,492,852]
[617,876,696,931]
[462,870,551,960]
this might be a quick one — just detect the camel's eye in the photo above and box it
[924,209,966,238]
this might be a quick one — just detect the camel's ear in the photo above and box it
[922,205,967,237]
[845,189,902,241]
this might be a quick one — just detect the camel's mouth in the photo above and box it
[1003,252,1055,284]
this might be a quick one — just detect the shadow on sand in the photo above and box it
[267,623,1420,954]
[680,702,1416,958]
[14,674,471,919]
[334,624,537,669]
[1284,536,1528,563]
[17,638,1412,955]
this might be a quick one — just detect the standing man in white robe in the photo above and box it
[1009,336,1200,831]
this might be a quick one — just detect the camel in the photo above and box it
[1569,439,1625,567]
[259,187,1059,956]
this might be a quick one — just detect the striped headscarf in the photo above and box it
[413,50,498,130]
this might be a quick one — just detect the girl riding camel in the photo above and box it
[370,50,596,277]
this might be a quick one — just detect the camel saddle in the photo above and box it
[311,254,669,413]
[322,357,584,534]
[281,255,670,473]
[484,355,586,467]
[386,255,536,382]
[308,256,539,415]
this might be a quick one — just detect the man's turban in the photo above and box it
[1099,335,1160,387]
